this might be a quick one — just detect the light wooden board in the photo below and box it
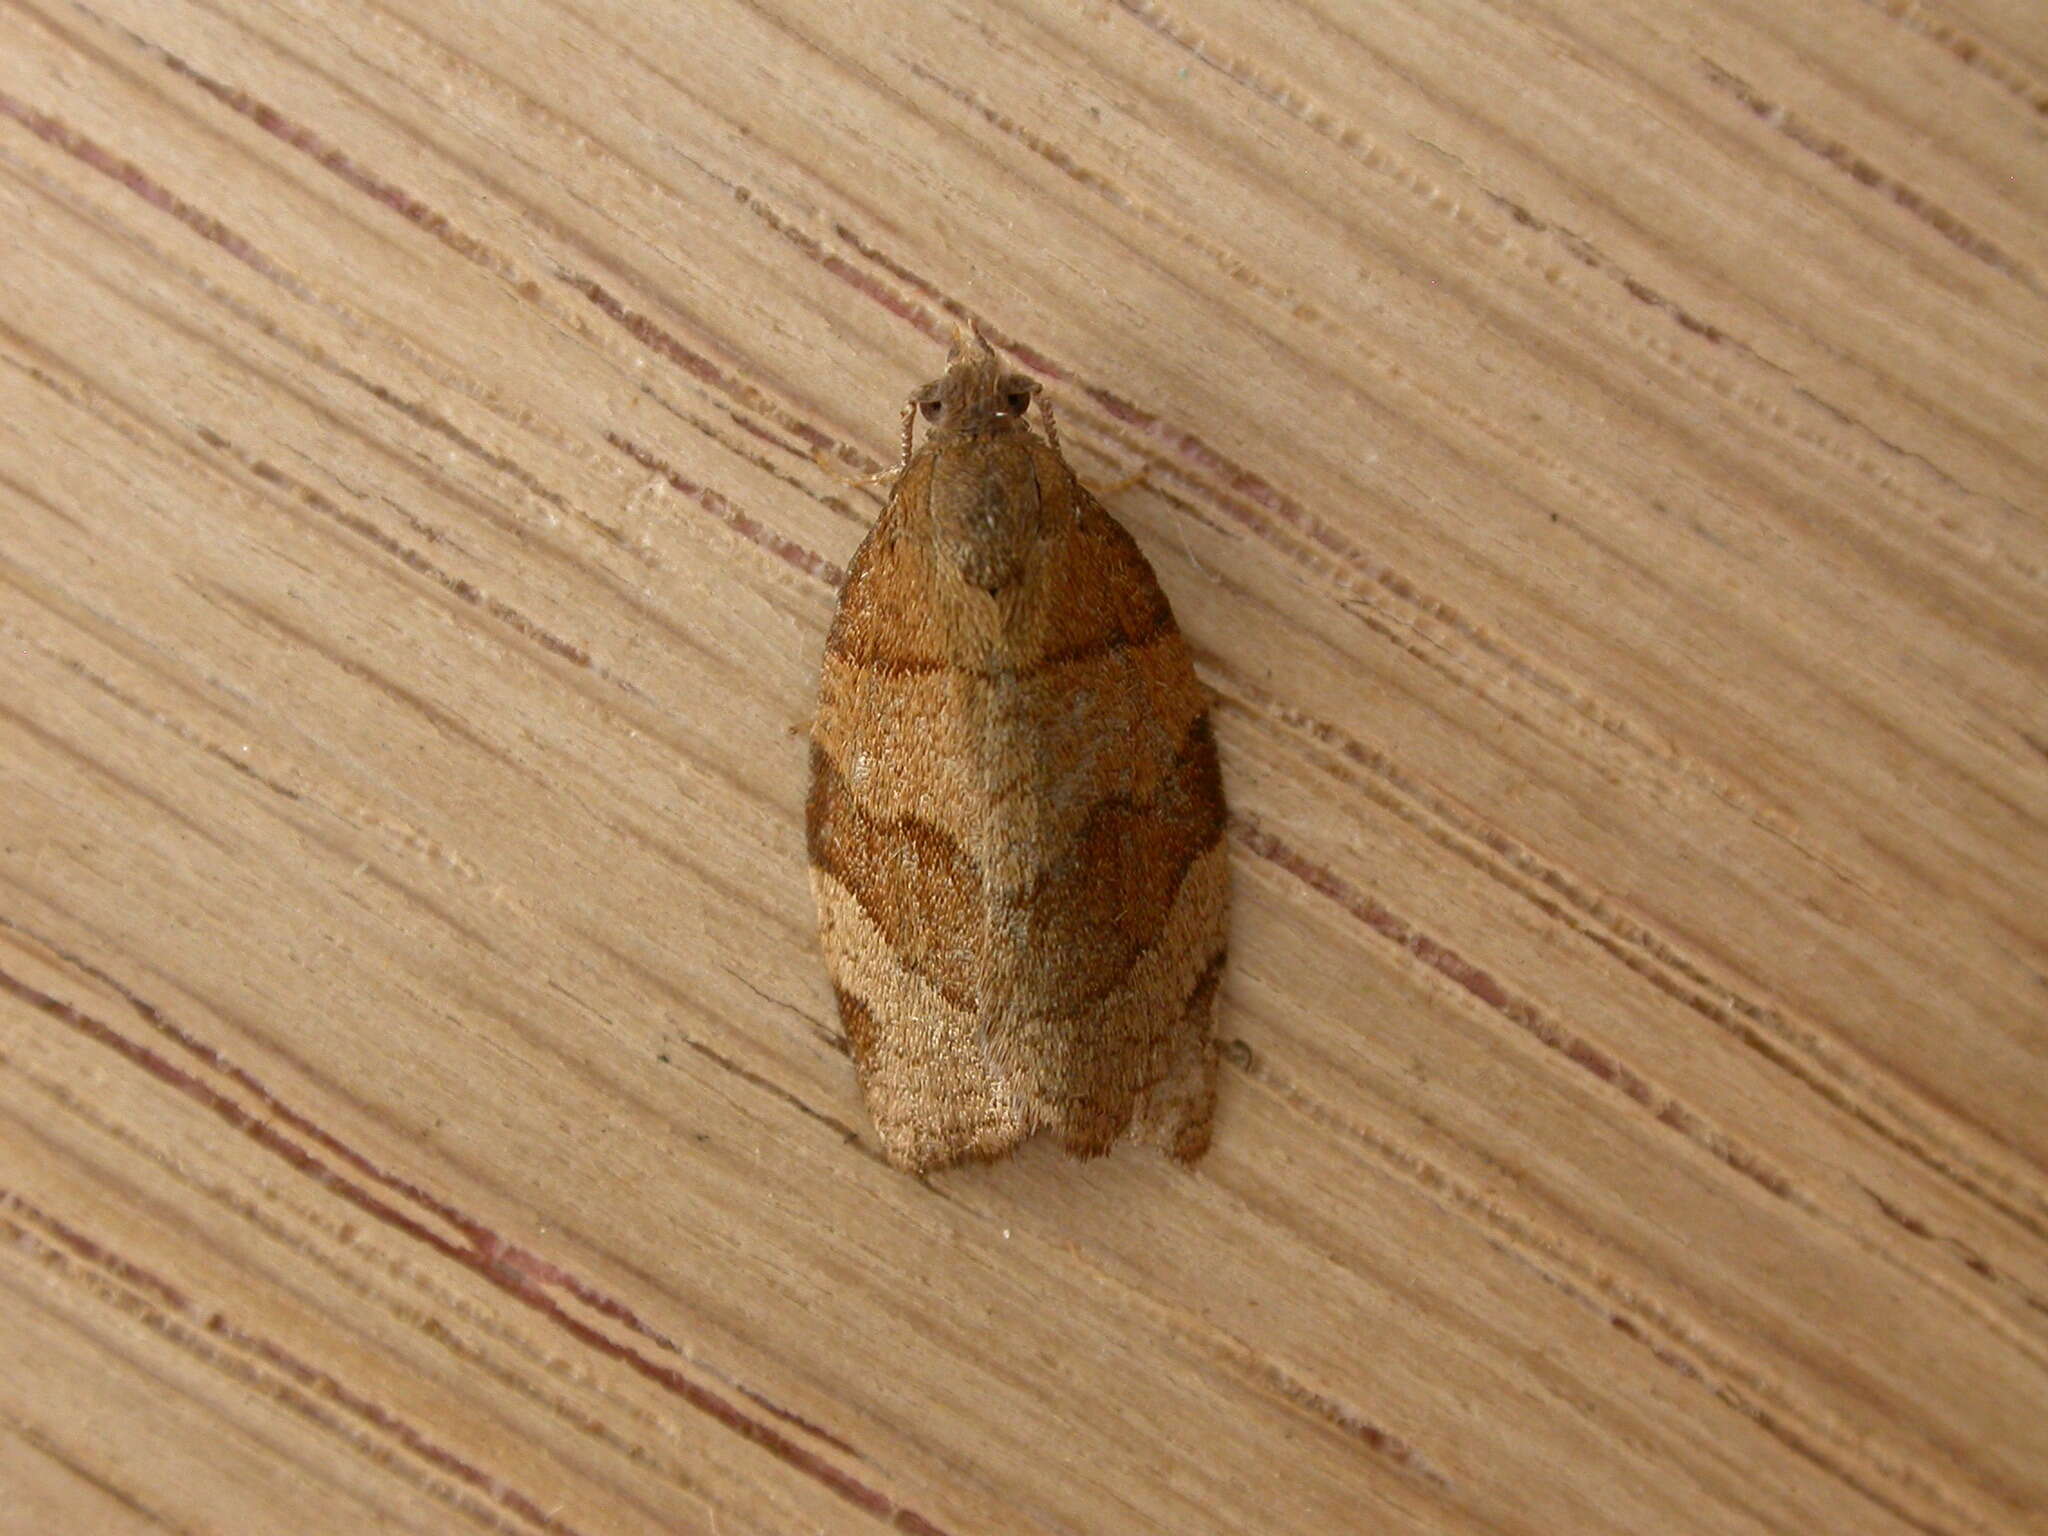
[2,2,2044,1532]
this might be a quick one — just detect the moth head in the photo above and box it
[909,323,1041,438]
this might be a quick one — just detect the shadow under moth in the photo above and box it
[807,327,1229,1172]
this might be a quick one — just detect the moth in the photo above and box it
[807,327,1228,1172]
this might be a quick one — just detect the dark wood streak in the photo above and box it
[0,959,954,1534]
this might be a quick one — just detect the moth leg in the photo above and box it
[813,402,915,487]
[1085,464,1150,500]
[1038,395,1064,455]
[812,457,900,489]
[1035,397,1146,497]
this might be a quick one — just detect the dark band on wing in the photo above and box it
[808,743,980,1011]
[1007,713,1227,1010]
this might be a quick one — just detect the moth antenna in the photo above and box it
[823,402,915,488]
[1039,394,1062,455]
[1173,500,1223,584]
[895,398,915,474]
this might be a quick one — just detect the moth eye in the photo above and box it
[1005,390,1033,415]
[920,398,944,421]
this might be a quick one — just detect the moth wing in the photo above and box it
[982,477,1229,1157]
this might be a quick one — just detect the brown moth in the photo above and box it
[807,326,1228,1172]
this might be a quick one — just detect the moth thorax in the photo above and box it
[929,437,1043,594]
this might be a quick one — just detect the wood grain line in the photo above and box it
[42,0,2048,615]
[1230,796,2048,1417]
[1231,814,1805,1205]
[1857,0,2048,115]
[1210,662,2048,1246]
[0,1398,192,1533]
[0,87,316,303]
[1698,56,2040,294]
[1223,1057,1984,1536]
[0,1031,793,1529]
[5,3,2040,1525]
[605,431,847,587]
[0,694,233,858]
[32,0,2034,891]
[815,232,1989,898]
[0,945,951,1534]
[0,1201,536,1534]
[1098,0,2043,544]
[3,1185,621,1536]
[62,82,2005,1336]
[529,274,2048,1321]
[11,66,2038,1325]
[1,15,659,551]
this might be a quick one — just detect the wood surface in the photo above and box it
[2,2,2044,1532]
